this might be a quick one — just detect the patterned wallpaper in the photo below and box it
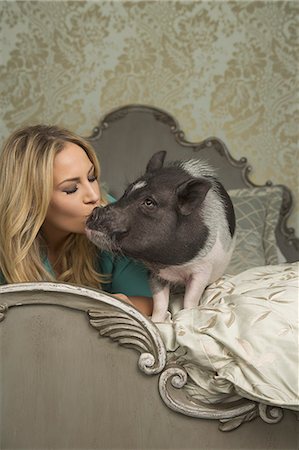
[0,1,298,232]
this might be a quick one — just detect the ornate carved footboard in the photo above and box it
[0,282,288,437]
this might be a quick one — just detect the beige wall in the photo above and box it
[0,0,298,233]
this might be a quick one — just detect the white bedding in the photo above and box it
[156,262,299,410]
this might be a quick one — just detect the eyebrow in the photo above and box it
[58,165,94,187]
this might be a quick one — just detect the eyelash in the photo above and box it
[64,175,98,195]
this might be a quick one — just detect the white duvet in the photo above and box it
[156,262,299,410]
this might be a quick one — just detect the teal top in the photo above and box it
[97,251,152,297]
[0,250,152,297]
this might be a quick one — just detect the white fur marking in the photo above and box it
[131,180,147,192]
[180,159,216,178]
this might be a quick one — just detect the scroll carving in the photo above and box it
[158,365,288,431]
[88,308,165,375]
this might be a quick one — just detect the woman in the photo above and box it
[0,124,153,316]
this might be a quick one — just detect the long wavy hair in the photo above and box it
[0,124,108,288]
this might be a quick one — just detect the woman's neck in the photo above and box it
[40,228,70,274]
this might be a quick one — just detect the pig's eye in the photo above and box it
[143,198,156,208]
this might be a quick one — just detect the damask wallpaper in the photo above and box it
[0,0,298,232]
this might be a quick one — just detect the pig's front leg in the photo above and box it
[150,275,170,323]
[183,268,212,309]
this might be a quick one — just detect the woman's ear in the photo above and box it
[176,178,212,215]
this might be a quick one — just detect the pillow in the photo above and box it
[226,186,284,275]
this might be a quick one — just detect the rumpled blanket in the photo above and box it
[156,262,299,410]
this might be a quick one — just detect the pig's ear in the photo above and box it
[176,178,212,216]
[146,151,167,173]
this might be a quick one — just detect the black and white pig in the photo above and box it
[86,151,236,322]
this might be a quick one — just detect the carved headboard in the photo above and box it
[88,104,299,263]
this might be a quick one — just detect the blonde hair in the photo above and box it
[0,124,108,288]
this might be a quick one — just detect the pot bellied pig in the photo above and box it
[86,151,236,322]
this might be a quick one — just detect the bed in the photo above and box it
[1,105,298,449]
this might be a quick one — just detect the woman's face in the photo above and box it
[43,142,100,240]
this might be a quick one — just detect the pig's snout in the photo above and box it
[86,205,129,243]
[86,206,103,229]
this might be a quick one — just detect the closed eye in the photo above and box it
[64,185,78,194]
[64,175,97,194]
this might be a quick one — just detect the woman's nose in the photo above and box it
[84,183,100,204]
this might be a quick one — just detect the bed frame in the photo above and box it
[1,105,298,450]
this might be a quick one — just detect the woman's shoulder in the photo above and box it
[96,250,138,273]
[96,249,114,273]
[96,249,151,297]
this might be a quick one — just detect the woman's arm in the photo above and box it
[113,293,153,317]
[129,296,153,316]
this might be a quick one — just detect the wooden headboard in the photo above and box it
[87,104,298,263]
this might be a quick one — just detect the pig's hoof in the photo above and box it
[151,311,170,323]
